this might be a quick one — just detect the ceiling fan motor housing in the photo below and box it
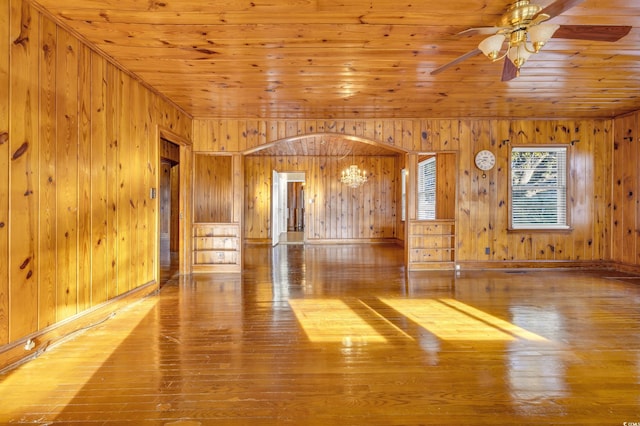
[500,0,542,28]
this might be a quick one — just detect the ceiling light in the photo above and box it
[528,23,560,52]
[340,165,367,188]
[476,0,560,76]
[478,34,506,60]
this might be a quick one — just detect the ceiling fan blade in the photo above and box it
[553,25,632,42]
[537,0,584,20]
[458,26,509,37]
[431,48,482,76]
[501,60,518,82]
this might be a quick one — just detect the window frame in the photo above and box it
[508,145,571,231]
[401,168,407,222]
[417,156,437,220]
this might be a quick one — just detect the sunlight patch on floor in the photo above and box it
[289,299,387,344]
[0,297,159,422]
[380,298,548,342]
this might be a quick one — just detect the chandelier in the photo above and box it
[340,164,367,188]
[477,1,559,75]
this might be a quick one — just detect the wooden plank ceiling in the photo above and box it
[32,0,640,121]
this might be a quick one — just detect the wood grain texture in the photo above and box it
[10,0,39,340]
[1,0,191,351]
[56,27,79,321]
[4,245,640,424]
[30,0,640,120]
[197,118,613,266]
[612,112,639,267]
[243,155,398,241]
[90,53,108,306]
[78,43,92,312]
[0,0,9,345]
[193,154,233,223]
[38,16,57,329]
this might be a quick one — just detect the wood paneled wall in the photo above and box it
[456,120,612,264]
[194,118,613,265]
[0,0,191,347]
[244,156,398,241]
[612,112,640,268]
[193,154,233,223]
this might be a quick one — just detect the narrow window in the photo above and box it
[417,157,436,220]
[401,168,407,221]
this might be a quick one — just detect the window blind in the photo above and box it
[417,157,436,220]
[511,147,568,229]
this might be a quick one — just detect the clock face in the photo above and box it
[474,150,496,171]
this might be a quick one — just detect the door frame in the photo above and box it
[157,127,193,280]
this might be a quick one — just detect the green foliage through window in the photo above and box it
[511,147,568,229]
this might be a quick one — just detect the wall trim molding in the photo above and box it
[457,260,610,270]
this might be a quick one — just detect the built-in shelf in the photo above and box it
[408,220,455,270]
[192,223,241,272]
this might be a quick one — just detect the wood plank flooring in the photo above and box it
[2,243,640,424]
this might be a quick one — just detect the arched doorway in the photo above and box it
[243,133,409,246]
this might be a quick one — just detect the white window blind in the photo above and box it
[401,168,407,221]
[511,147,568,229]
[417,157,436,220]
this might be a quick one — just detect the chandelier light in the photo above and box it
[476,1,560,76]
[340,164,367,188]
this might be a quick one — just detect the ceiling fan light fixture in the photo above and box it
[528,23,560,52]
[479,34,507,60]
[507,42,534,68]
[431,0,632,81]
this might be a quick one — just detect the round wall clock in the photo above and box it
[474,150,496,171]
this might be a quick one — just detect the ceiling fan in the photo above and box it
[430,0,632,81]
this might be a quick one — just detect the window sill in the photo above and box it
[507,227,573,234]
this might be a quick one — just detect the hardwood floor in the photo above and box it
[2,244,640,424]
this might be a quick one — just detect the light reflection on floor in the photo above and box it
[290,297,548,344]
[288,299,387,344]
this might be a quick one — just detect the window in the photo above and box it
[401,168,407,221]
[510,147,568,229]
[417,157,436,220]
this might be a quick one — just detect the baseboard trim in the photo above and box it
[244,238,402,245]
[0,281,158,373]
[456,260,609,270]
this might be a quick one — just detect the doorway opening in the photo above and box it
[272,171,306,246]
[160,138,180,284]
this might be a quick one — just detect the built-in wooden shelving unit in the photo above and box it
[408,220,456,270]
[192,223,241,273]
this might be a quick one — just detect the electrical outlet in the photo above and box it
[485,247,490,255]
[24,339,35,351]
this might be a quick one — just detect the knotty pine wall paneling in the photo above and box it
[193,154,233,223]
[243,155,397,242]
[195,118,614,267]
[0,0,9,344]
[117,70,132,295]
[38,15,57,329]
[90,54,108,306]
[592,119,612,262]
[78,43,92,312]
[105,62,120,301]
[613,112,639,267]
[1,0,191,350]
[9,0,40,340]
[55,27,79,320]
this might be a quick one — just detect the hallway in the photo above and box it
[2,244,640,424]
